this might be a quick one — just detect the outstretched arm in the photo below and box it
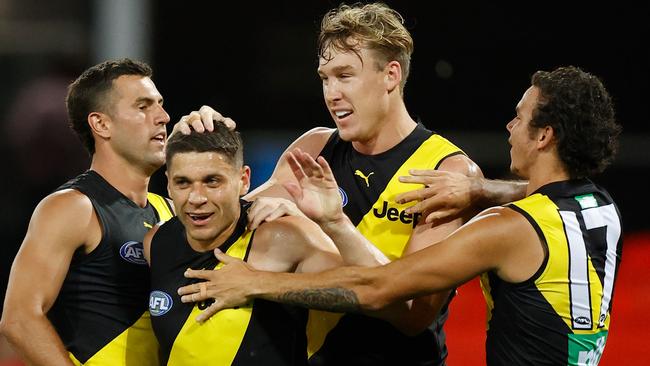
[177,206,531,316]
[396,170,527,223]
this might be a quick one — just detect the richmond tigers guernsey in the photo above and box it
[149,201,308,366]
[49,170,174,365]
[307,124,464,366]
[482,179,623,366]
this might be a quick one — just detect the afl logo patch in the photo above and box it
[338,187,348,207]
[149,290,173,316]
[119,241,147,265]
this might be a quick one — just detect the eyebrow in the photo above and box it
[318,64,354,76]
[135,96,164,105]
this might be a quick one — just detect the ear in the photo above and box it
[536,126,555,150]
[239,165,251,196]
[384,60,402,93]
[165,170,172,198]
[88,112,111,139]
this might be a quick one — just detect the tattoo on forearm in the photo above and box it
[277,288,361,313]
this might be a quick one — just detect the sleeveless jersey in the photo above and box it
[49,170,174,365]
[149,201,308,366]
[482,179,623,365]
[308,124,465,366]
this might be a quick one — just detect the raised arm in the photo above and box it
[0,190,99,366]
[281,148,388,266]
[396,170,527,223]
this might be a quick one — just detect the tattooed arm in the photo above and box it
[179,205,541,317]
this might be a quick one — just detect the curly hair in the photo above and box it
[66,58,153,155]
[318,2,414,92]
[530,66,621,178]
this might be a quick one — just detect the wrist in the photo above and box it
[318,214,352,236]
[472,177,490,208]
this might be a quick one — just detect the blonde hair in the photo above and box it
[318,2,414,91]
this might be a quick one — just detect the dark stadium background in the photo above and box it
[1,1,648,364]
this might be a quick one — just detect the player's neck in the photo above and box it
[90,154,153,208]
[525,157,571,196]
[351,104,417,155]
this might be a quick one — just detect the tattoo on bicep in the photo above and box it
[277,288,360,313]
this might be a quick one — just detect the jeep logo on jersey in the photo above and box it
[339,187,348,207]
[373,201,422,228]
[149,290,173,316]
[119,241,147,265]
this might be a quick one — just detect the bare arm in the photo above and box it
[0,190,99,366]
[282,149,388,266]
[396,170,527,223]
[177,206,540,315]
[188,215,344,322]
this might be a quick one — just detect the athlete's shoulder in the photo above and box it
[38,188,93,217]
[255,215,317,241]
[437,153,483,177]
[289,127,336,155]
[24,189,97,253]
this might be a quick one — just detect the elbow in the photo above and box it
[0,307,38,343]
[0,313,19,341]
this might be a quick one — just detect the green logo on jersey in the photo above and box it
[575,194,598,209]
[568,331,607,366]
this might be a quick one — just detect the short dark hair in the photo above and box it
[165,123,244,168]
[66,58,153,154]
[530,66,621,178]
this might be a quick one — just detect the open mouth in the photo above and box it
[151,133,166,143]
[334,110,353,120]
[187,212,213,225]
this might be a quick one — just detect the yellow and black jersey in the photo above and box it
[49,170,173,365]
[149,201,308,366]
[482,179,623,366]
[308,124,464,366]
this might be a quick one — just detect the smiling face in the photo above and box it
[318,44,393,143]
[166,151,250,249]
[506,86,542,178]
[106,75,170,173]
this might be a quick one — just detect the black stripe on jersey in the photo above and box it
[151,203,249,364]
[51,170,157,362]
[319,124,433,226]
[433,151,465,170]
[505,204,550,286]
[535,179,622,302]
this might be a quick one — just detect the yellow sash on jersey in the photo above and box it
[147,193,174,222]
[69,193,173,365]
[357,134,463,260]
[307,134,463,356]
[167,230,254,365]
[510,194,610,333]
[69,312,159,366]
